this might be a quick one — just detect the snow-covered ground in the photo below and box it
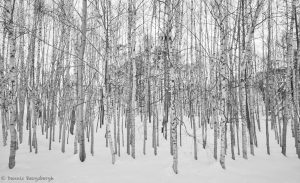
[1,114,300,183]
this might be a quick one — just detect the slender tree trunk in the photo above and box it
[7,0,18,169]
[78,0,88,162]
[265,0,272,155]
[127,0,137,159]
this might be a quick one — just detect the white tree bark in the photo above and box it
[78,0,88,162]
[214,0,229,169]
[127,0,136,159]
[6,0,18,169]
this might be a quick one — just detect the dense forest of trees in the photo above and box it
[1,0,300,173]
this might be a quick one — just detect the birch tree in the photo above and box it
[78,0,88,162]
[6,0,18,169]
